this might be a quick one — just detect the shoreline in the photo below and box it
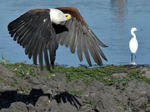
[1,63,150,112]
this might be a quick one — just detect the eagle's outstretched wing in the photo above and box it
[56,7,108,66]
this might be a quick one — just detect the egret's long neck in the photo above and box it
[131,31,136,38]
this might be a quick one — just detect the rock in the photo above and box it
[141,67,150,79]
[95,92,125,112]
[67,80,85,91]
[125,79,150,111]
[35,96,51,112]
[52,73,66,82]
[26,104,36,112]
[34,68,50,77]
[49,100,59,112]
[132,97,148,107]
[0,109,9,112]
[59,102,77,112]
[2,85,17,91]
[146,90,150,99]
[25,75,40,85]
[80,105,95,112]
[112,73,127,78]
[0,65,14,77]
[10,102,28,112]
[126,79,149,101]
[111,89,129,106]
[82,86,99,101]
[90,80,105,90]
[41,85,53,94]
[145,107,150,112]
[47,73,67,93]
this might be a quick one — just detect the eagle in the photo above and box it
[8,7,108,70]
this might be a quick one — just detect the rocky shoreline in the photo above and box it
[1,64,150,112]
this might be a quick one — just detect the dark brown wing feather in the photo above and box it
[8,9,58,70]
[56,7,108,66]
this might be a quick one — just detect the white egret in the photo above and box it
[129,27,141,65]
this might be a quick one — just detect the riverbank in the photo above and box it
[1,63,150,112]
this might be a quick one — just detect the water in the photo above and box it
[0,0,150,67]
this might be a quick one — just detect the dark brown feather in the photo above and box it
[44,48,50,71]
[82,36,92,66]
[55,7,108,66]
[8,9,58,70]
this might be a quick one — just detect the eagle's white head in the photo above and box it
[50,8,71,24]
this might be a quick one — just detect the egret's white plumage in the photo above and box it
[129,27,140,65]
[129,27,138,54]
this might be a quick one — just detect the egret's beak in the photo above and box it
[137,28,143,31]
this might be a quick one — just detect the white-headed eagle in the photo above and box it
[8,7,108,70]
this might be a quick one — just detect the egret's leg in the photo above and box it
[131,53,133,63]
[135,53,136,64]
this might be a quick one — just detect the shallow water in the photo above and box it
[0,0,150,67]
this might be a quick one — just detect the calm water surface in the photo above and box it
[0,0,150,67]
